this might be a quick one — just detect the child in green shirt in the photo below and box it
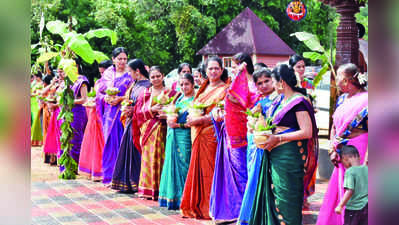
[335,145,368,225]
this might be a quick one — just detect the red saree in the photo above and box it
[180,80,229,219]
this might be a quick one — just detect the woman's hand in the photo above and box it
[121,105,134,117]
[211,108,224,122]
[262,134,280,151]
[363,149,368,166]
[106,95,122,106]
[237,62,247,73]
[330,151,340,167]
[167,119,179,128]
[151,104,163,114]
[47,102,57,112]
[157,112,167,120]
[186,115,204,127]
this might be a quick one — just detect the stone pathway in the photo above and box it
[31,147,327,225]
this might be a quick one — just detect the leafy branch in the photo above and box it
[290,31,336,88]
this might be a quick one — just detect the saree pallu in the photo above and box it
[159,97,193,209]
[100,73,132,184]
[31,106,43,146]
[78,107,104,180]
[317,92,368,225]
[180,81,229,219]
[43,107,61,160]
[249,140,308,225]
[209,120,247,222]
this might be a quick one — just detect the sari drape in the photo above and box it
[249,94,318,225]
[135,88,176,199]
[78,106,104,181]
[238,95,277,225]
[111,79,151,192]
[159,95,194,209]
[43,107,61,157]
[180,80,229,219]
[99,72,132,184]
[209,71,257,222]
[317,92,368,225]
[31,106,43,146]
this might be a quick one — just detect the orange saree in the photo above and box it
[180,80,229,219]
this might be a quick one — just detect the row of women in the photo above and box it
[31,46,368,225]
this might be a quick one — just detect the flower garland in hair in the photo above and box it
[354,72,368,86]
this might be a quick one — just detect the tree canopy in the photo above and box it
[31,0,367,78]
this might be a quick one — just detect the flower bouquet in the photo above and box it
[105,87,120,96]
[154,90,175,105]
[253,116,276,149]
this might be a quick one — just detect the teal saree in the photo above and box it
[158,94,193,209]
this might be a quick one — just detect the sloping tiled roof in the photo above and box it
[197,7,295,56]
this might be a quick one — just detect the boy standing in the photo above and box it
[335,145,368,225]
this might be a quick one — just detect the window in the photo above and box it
[223,57,232,68]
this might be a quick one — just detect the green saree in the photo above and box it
[250,140,307,225]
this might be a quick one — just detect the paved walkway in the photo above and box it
[31,147,327,225]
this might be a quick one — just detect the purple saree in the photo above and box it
[98,71,133,184]
[209,70,258,222]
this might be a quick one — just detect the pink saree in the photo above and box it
[317,92,368,225]
[225,70,258,148]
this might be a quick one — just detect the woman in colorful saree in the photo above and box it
[98,47,132,184]
[158,73,195,209]
[57,61,90,172]
[134,66,176,200]
[43,73,64,166]
[289,54,313,90]
[249,64,318,225]
[180,56,229,219]
[316,63,368,225]
[40,75,54,148]
[209,53,256,223]
[78,83,106,181]
[238,68,278,225]
[111,59,151,192]
[170,63,192,92]
[31,72,44,146]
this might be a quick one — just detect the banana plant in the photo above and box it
[35,19,117,179]
[290,31,336,88]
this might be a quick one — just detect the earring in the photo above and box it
[278,84,284,90]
